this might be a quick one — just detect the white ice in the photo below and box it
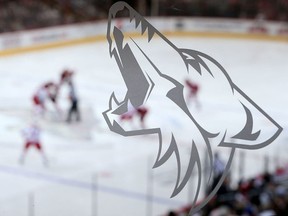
[0,37,287,216]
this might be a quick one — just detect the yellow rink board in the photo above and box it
[0,31,287,57]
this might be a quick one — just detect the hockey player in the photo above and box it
[60,69,74,85]
[185,78,200,107]
[66,80,80,122]
[46,82,62,114]
[120,110,134,121]
[120,106,149,129]
[19,123,48,166]
[32,81,60,116]
[32,82,49,115]
[136,106,148,128]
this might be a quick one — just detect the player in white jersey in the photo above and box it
[32,82,60,116]
[33,85,48,115]
[19,123,48,166]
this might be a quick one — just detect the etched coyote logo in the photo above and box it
[103,2,282,214]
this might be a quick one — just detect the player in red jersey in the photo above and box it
[136,106,148,128]
[120,106,149,129]
[185,78,200,108]
[19,123,48,165]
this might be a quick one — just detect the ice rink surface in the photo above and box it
[0,36,287,216]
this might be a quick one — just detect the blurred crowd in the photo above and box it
[159,0,288,21]
[0,0,109,33]
[0,0,287,33]
[168,166,288,216]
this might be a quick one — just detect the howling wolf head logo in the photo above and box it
[102,1,282,214]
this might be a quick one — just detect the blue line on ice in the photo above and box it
[0,164,185,206]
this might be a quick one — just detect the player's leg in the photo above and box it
[66,102,74,122]
[50,96,63,119]
[35,142,48,166]
[70,101,77,122]
[194,94,201,110]
[140,114,146,128]
[19,141,31,164]
[74,101,80,121]
[189,90,201,110]
[186,91,193,105]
